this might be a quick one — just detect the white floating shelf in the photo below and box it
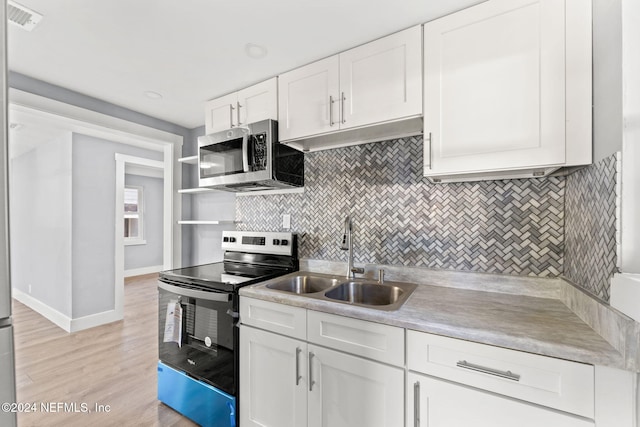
[177,220,237,225]
[178,155,198,165]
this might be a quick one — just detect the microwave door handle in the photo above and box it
[242,131,249,172]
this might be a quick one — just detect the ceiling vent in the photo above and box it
[7,1,43,31]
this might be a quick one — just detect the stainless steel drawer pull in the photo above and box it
[308,351,315,391]
[456,360,521,381]
[295,347,302,386]
[413,381,420,427]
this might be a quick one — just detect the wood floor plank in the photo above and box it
[12,273,198,427]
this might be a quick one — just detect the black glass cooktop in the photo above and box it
[158,261,291,293]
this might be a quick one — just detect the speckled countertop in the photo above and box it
[239,270,628,370]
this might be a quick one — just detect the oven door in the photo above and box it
[158,281,237,395]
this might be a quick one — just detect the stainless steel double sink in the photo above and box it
[262,272,417,311]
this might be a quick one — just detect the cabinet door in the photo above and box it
[204,91,238,134]
[240,326,307,427]
[423,0,566,176]
[407,372,594,427]
[340,25,422,129]
[308,344,404,427]
[237,77,278,127]
[278,56,340,141]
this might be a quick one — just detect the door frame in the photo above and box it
[115,154,170,320]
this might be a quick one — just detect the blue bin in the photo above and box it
[157,361,236,427]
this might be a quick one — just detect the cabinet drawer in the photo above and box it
[407,330,594,418]
[307,310,404,367]
[240,297,306,340]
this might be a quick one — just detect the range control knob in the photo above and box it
[223,237,229,242]
[229,237,236,243]
[281,239,289,246]
[273,239,281,245]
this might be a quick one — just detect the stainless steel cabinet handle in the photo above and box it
[236,101,242,126]
[414,381,420,427]
[229,104,235,127]
[329,95,335,126]
[456,360,521,381]
[425,132,432,170]
[341,92,346,124]
[295,347,302,386]
[308,351,315,391]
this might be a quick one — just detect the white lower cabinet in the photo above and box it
[239,326,307,427]
[406,372,594,427]
[239,298,405,427]
[308,344,404,427]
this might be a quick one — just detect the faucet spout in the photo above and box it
[340,215,364,279]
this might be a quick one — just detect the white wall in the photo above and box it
[10,133,73,317]
[71,133,162,318]
[190,191,236,265]
[124,173,164,272]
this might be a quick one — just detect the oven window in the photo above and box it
[158,286,236,395]
[200,137,245,178]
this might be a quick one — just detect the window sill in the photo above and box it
[124,239,147,246]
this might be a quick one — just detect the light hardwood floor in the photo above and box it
[12,273,197,427]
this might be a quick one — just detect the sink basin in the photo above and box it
[266,275,339,294]
[261,272,417,311]
[324,282,405,306]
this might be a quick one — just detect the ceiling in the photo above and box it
[8,0,485,130]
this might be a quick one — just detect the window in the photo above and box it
[124,186,145,244]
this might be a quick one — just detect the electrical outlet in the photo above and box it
[28,284,32,294]
[282,214,291,230]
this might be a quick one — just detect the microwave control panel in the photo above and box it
[252,133,268,171]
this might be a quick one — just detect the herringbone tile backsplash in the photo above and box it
[237,136,566,277]
[564,154,619,301]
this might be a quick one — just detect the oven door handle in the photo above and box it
[158,281,231,303]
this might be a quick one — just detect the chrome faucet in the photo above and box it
[340,215,364,279]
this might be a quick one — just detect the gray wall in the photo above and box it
[593,0,623,161]
[71,133,162,318]
[10,133,73,316]
[124,174,164,271]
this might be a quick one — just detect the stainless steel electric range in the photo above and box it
[157,231,298,427]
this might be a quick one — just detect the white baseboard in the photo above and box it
[610,273,640,322]
[11,288,72,332]
[69,309,122,333]
[124,264,163,278]
[12,288,124,333]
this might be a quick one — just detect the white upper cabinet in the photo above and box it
[278,25,422,148]
[204,91,238,134]
[339,25,423,129]
[278,56,340,141]
[204,77,277,134]
[423,0,592,182]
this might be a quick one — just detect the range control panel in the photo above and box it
[221,231,295,256]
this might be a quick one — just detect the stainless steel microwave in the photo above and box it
[197,119,304,192]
